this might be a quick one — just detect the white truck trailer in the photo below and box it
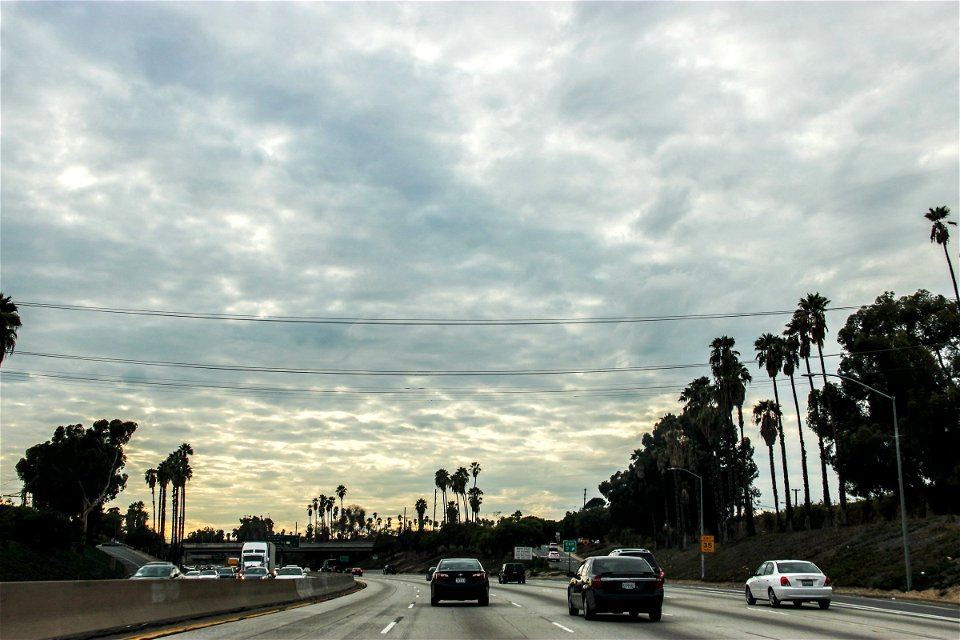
[241,541,277,574]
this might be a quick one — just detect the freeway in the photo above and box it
[144,574,958,640]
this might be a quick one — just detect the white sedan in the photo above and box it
[276,566,308,579]
[547,550,561,562]
[746,560,832,609]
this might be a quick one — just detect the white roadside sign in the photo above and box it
[514,546,533,560]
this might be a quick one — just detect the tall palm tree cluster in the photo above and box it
[433,462,483,527]
[144,443,194,557]
[924,205,958,306]
[305,486,349,541]
[599,293,843,542]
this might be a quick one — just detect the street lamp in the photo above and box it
[804,372,912,591]
[667,467,704,580]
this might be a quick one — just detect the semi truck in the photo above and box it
[241,541,276,574]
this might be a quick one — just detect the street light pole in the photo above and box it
[804,372,912,591]
[668,467,704,580]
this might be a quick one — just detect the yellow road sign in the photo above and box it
[700,535,715,553]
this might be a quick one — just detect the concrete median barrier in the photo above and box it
[0,574,356,640]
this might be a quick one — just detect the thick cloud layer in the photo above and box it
[2,2,957,532]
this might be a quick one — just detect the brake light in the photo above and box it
[590,575,602,589]
[824,576,831,586]
[434,572,449,581]
[472,572,487,581]
[780,576,792,586]
[655,574,664,589]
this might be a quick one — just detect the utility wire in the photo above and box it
[15,301,863,326]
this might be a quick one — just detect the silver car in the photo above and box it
[745,560,832,609]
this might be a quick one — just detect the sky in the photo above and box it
[1,1,957,537]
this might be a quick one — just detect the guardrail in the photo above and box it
[0,574,356,640]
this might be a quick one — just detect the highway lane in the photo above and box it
[161,574,959,640]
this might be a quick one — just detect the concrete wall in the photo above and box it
[0,574,356,640]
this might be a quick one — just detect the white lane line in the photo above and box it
[512,602,522,607]
[380,621,397,634]
[552,622,575,633]
[408,603,415,609]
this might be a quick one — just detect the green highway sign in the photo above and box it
[267,534,300,548]
[563,539,576,553]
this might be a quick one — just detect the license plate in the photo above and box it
[456,578,466,583]
[801,580,813,586]
[621,582,635,590]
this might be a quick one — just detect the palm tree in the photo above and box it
[468,486,483,522]
[799,292,846,520]
[782,333,812,527]
[144,468,158,530]
[326,496,335,537]
[754,333,793,530]
[924,205,959,305]
[753,400,783,530]
[157,458,173,543]
[434,469,450,524]
[336,485,347,534]
[786,307,833,522]
[415,498,428,531]
[453,467,470,521]
[0,293,22,366]
[175,443,193,556]
[317,494,327,537]
[470,461,481,489]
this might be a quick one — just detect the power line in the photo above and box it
[15,300,863,326]
[14,351,708,377]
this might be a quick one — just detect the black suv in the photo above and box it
[608,548,663,577]
[498,562,526,584]
[382,564,398,574]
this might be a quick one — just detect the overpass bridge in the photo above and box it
[182,541,376,569]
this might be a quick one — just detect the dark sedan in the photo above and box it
[567,556,663,621]
[430,558,489,606]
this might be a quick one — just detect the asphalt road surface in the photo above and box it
[145,574,958,640]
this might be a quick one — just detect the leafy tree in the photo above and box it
[0,293,21,365]
[185,527,225,543]
[828,290,960,512]
[16,419,138,542]
[923,206,958,305]
[468,486,483,522]
[233,515,274,542]
[124,500,149,533]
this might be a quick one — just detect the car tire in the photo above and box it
[431,595,438,606]
[568,595,578,616]
[745,586,756,605]
[479,595,489,606]
[793,601,803,608]
[521,578,526,584]
[628,610,639,618]
[584,595,596,620]
[649,608,662,622]
[818,600,830,610]
[498,576,503,584]
[768,588,781,608]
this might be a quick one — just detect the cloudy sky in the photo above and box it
[2,2,957,536]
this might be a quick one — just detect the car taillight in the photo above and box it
[824,576,832,586]
[780,576,792,586]
[434,572,449,581]
[473,572,487,581]
[591,575,602,589]
[655,574,664,589]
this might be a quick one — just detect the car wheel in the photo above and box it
[818,600,830,610]
[627,610,639,618]
[521,578,526,584]
[768,588,781,608]
[567,594,578,616]
[583,595,596,620]
[745,586,756,605]
[649,608,662,622]
[793,601,803,608]
[479,595,489,606]
[431,597,438,606]
[498,576,503,584]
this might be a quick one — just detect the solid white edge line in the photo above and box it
[552,622,575,633]
[512,602,522,607]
